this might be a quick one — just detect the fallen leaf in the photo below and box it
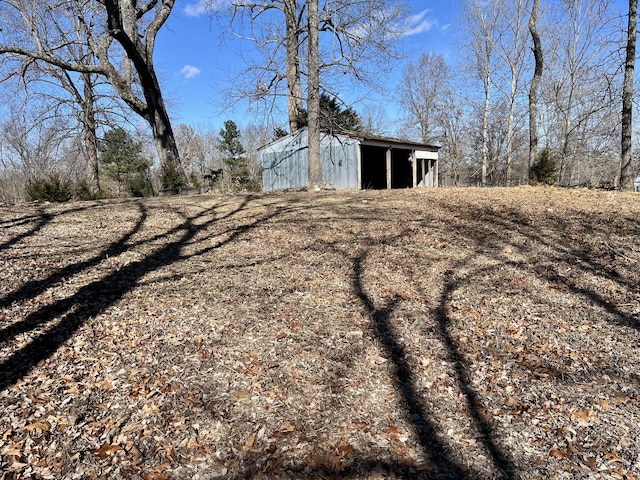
[604,450,626,464]
[243,432,257,451]
[23,421,52,434]
[549,447,570,460]
[278,421,296,433]
[94,444,123,458]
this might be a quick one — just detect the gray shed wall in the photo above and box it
[261,129,360,191]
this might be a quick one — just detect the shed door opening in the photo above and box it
[391,149,413,188]
[360,145,387,189]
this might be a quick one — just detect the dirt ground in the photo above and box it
[1,186,639,480]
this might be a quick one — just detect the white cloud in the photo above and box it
[401,9,436,37]
[184,0,226,17]
[179,65,202,79]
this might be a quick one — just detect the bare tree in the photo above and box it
[528,0,543,177]
[0,0,184,188]
[463,0,503,186]
[1,99,70,181]
[174,124,205,182]
[494,0,531,185]
[41,67,103,192]
[543,0,617,185]
[437,85,470,186]
[621,0,637,190]
[224,0,408,134]
[224,1,306,132]
[397,52,451,144]
[307,0,322,187]
[242,122,271,187]
[360,104,391,136]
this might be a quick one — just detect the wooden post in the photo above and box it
[434,158,439,187]
[425,159,431,187]
[386,148,392,189]
[411,151,417,187]
[357,145,362,189]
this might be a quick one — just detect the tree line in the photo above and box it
[398,0,638,189]
[0,0,638,201]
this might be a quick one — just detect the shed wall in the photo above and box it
[262,130,360,191]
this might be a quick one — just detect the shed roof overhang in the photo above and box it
[352,132,440,152]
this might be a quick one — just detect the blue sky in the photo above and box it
[154,1,461,131]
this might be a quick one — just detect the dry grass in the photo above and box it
[1,187,639,480]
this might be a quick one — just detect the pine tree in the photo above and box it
[218,120,249,188]
[296,94,363,132]
[99,128,153,196]
[529,149,558,185]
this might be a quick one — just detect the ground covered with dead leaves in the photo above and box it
[1,187,639,480]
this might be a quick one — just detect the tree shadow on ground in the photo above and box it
[352,245,518,480]
[351,251,472,479]
[433,261,519,480]
[2,192,637,479]
[0,205,92,252]
[436,201,640,332]
[0,195,286,392]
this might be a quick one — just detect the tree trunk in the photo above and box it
[506,66,516,186]
[101,0,184,188]
[285,0,303,132]
[481,69,491,186]
[125,61,184,188]
[82,73,100,193]
[307,0,322,187]
[528,0,542,177]
[621,0,637,190]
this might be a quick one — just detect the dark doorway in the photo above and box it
[391,149,413,188]
[360,145,387,189]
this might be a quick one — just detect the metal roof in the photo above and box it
[258,127,440,152]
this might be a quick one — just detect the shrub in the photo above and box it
[25,174,73,203]
[529,149,558,185]
[74,179,107,201]
[159,163,185,189]
[129,173,154,197]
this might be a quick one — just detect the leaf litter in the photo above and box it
[0,187,639,479]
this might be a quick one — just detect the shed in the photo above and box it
[634,176,640,192]
[260,128,440,191]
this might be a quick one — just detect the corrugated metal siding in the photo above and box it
[261,129,360,191]
[321,134,359,188]
[261,130,309,191]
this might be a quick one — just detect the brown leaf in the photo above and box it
[94,443,123,458]
[384,425,401,440]
[337,439,353,457]
[23,421,52,434]
[604,450,626,464]
[2,447,22,456]
[570,409,594,425]
[598,399,611,410]
[549,447,570,460]
[278,421,296,433]
[243,432,257,451]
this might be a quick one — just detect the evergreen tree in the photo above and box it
[297,94,363,132]
[99,128,153,196]
[218,120,250,187]
[529,149,558,185]
[273,126,289,139]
